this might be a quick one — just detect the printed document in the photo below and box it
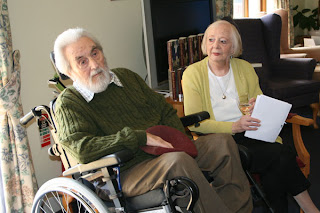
[244,95,292,142]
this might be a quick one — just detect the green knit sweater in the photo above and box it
[54,68,185,171]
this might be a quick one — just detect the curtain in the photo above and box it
[277,0,295,47]
[0,0,38,212]
[215,0,233,20]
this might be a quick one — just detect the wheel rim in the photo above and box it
[33,186,99,213]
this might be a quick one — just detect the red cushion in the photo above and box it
[140,125,198,157]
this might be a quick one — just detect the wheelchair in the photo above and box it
[21,100,212,213]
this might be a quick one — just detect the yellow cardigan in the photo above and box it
[182,57,282,143]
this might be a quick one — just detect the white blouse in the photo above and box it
[208,63,242,122]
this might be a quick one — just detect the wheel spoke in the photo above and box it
[32,177,109,213]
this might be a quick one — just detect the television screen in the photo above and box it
[141,0,215,88]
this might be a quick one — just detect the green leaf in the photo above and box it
[302,9,311,13]
[293,5,298,10]
[293,15,300,27]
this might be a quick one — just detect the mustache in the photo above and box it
[90,67,107,78]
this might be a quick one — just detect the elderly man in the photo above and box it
[53,28,252,213]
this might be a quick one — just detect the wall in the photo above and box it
[305,0,318,10]
[8,0,147,186]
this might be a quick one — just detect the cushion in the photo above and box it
[140,125,198,157]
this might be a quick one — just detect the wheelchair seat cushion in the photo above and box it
[140,125,198,157]
[125,188,166,211]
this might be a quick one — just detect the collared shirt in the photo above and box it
[73,71,123,102]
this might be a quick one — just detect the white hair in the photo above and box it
[53,28,103,76]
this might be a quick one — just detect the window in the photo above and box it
[233,0,276,18]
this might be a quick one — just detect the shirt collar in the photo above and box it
[73,71,123,102]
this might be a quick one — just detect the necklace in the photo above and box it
[212,70,231,99]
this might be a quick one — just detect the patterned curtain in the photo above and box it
[215,0,233,20]
[0,0,38,212]
[277,0,295,47]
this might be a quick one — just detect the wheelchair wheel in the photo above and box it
[32,177,111,213]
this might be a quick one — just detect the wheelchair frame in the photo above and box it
[21,99,210,213]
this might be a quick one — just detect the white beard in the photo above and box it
[77,67,111,93]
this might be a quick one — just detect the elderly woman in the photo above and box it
[182,20,319,213]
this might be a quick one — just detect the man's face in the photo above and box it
[64,36,110,93]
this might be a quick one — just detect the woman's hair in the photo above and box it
[53,28,103,76]
[201,20,242,57]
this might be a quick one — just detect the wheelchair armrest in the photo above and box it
[180,111,210,127]
[63,149,133,176]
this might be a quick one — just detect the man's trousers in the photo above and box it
[121,133,253,213]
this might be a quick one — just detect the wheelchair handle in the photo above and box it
[20,105,51,125]
[20,110,35,126]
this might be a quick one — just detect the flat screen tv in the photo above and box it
[141,0,215,89]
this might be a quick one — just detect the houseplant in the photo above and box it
[292,5,319,32]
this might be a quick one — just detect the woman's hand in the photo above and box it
[248,97,256,115]
[146,132,174,148]
[232,115,261,134]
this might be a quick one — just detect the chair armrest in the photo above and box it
[270,58,316,79]
[63,149,133,176]
[285,115,313,177]
[285,115,314,126]
[180,111,210,127]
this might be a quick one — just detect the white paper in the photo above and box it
[304,38,316,47]
[244,95,292,142]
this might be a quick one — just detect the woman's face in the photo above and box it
[206,23,234,64]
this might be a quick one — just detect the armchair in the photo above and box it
[233,13,320,129]
[274,8,320,62]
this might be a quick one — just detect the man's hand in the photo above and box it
[146,133,174,148]
[232,115,261,134]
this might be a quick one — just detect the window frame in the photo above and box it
[242,0,266,17]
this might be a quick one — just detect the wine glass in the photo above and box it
[237,95,251,115]
[239,101,251,115]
